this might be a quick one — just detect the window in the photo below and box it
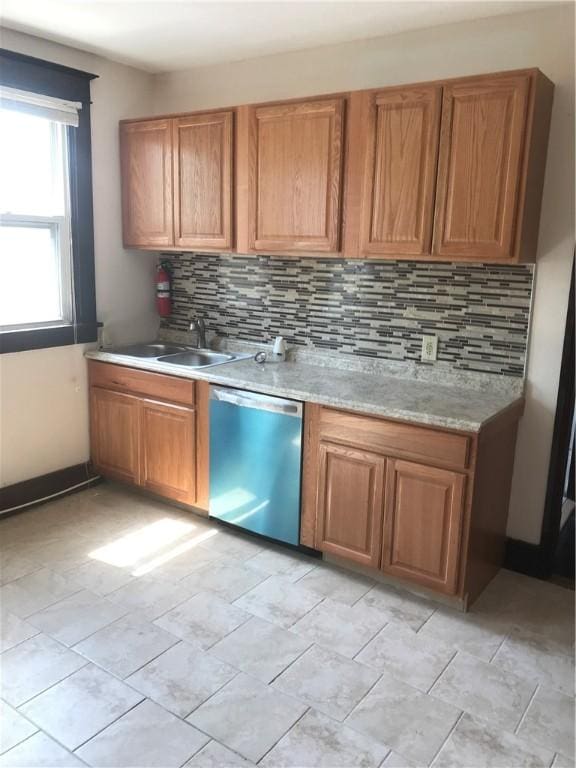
[0,108,73,328]
[0,49,97,354]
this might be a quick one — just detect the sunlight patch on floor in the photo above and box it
[130,527,219,577]
[88,517,199,567]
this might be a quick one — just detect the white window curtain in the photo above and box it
[0,85,82,127]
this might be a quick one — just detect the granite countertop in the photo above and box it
[86,349,523,432]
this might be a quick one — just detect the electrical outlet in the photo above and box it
[421,334,438,362]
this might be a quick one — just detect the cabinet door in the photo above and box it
[120,119,174,248]
[315,441,385,568]
[248,98,344,252]
[173,112,233,250]
[433,73,530,261]
[90,387,140,484]
[382,459,465,594]
[360,86,441,257]
[140,399,196,505]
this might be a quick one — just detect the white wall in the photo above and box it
[0,29,159,487]
[152,5,575,544]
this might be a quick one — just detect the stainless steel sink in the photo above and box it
[158,350,241,368]
[105,341,250,369]
[107,343,190,358]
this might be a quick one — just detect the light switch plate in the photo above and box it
[421,334,438,362]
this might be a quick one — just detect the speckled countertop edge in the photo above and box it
[85,349,523,433]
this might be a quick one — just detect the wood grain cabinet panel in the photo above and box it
[120,119,174,248]
[315,441,385,568]
[140,399,196,505]
[173,112,233,250]
[90,387,140,484]
[433,73,530,261]
[382,459,465,594]
[359,86,441,257]
[247,98,344,252]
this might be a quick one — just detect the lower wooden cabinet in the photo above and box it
[305,403,523,604]
[90,387,140,485]
[89,361,199,509]
[316,441,385,568]
[140,399,196,505]
[382,459,465,594]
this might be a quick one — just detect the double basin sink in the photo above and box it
[106,342,251,369]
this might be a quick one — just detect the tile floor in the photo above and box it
[0,482,574,768]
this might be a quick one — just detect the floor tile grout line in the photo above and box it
[414,605,439,635]
[487,626,510,663]
[69,697,147,755]
[0,625,42,655]
[253,705,311,765]
[425,649,459,695]
[25,600,134,649]
[0,729,38,759]
[180,669,243,721]
[265,639,315,686]
[10,656,92,709]
[68,610,160,654]
[2,581,86,624]
[428,709,465,767]
[513,682,540,736]
[1,727,91,767]
[351,620,391,662]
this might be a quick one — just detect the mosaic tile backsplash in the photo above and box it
[160,253,534,377]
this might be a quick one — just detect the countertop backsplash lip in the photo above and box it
[159,252,533,388]
[158,327,525,398]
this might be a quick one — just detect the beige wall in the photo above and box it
[152,5,575,544]
[0,28,159,488]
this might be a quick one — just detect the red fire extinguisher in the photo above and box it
[156,260,171,317]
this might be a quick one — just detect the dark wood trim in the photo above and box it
[0,48,98,354]
[539,256,575,576]
[0,48,97,101]
[503,537,544,577]
[0,462,101,517]
[0,323,99,354]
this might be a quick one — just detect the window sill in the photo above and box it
[0,322,98,354]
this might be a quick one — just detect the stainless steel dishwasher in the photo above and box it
[208,386,303,546]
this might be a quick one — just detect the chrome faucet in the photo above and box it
[189,315,207,349]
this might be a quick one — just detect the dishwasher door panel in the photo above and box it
[209,388,302,546]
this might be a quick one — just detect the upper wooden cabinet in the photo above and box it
[345,69,553,262]
[237,98,344,253]
[120,68,552,262]
[433,73,530,261]
[120,111,234,250]
[173,112,233,250]
[354,86,442,257]
[120,119,174,248]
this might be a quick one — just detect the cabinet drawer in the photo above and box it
[318,408,470,469]
[88,361,195,406]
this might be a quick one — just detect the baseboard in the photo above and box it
[503,537,545,579]
[0,462,101,516]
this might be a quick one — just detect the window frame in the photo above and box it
[0,48,98,354]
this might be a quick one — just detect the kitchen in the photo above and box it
[0,3,574,767]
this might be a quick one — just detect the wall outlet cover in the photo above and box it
[421,334,438,362]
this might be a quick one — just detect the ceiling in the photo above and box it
[0,0,556,73]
